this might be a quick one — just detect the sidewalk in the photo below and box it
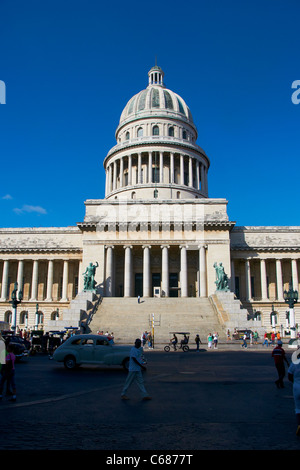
[146,339,293,352]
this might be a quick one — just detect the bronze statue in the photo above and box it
[213,262,229,292]
[83,262,99,291]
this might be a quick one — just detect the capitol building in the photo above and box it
[1,66,299,342]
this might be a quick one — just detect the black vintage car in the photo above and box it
[2,332,30,361]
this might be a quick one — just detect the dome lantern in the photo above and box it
[148,65,165,87]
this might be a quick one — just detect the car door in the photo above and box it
[94,337,111,364]
[78,338,95,364]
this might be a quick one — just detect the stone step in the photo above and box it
[88,297,225,344]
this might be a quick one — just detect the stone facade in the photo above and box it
[0,66,299,337]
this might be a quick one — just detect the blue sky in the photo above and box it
[0,0,300,228]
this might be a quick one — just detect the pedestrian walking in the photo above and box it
[288,350,300,436]
[121,338,151,401]
[207,333,213,349]
[0,344,17,401]
[213,332,218,349]
[271,332,276,345]
[241,333,247,348]
[195,334,201,351]
[253,331,259,344]
[226,329,231,341]
[262,332,269,346]
[272,340,289,388]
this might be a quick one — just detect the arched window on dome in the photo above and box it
[152,125,159,136]
[168,127,174,137]
[137,127,143,137]
[125,131,130,140]
[182,130,187,140]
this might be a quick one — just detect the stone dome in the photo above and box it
[104,65,209,201]
[118,66,195,131]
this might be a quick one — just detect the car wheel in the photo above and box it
[122,357,130,371]
[64,355,77,370]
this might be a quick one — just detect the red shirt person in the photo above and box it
[272,340,289,388]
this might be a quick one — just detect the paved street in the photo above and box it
[1,343,300,451]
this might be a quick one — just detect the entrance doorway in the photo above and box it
[135,273,143,297]
[169,273,179,297]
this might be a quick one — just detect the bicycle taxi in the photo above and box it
[164,332,190,352]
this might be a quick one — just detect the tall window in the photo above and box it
[125,131,130,140]
[152,125,159,136]
[137,127,143,137]
[168,127,174,137]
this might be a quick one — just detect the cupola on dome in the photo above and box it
[118,66,195,129]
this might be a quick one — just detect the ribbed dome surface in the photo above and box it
[119,85,194,127]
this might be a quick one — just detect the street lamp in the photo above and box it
[283,280,298,339]
[35,303,39,331]
[270,304,277,331]
[9,282,23,333]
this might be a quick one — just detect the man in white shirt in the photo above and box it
[121,338,151,400]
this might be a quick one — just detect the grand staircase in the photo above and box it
[87,297,226,344]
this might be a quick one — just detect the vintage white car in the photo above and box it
[53,334,132,370]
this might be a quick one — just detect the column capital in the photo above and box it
[142,245,151,249]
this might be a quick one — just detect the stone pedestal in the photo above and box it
[46,291,97,331]
[210,291,262,334]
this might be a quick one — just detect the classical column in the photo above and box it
[292,259,299,292]
[46,260,54,301]
[196,161,200,190]
[128,155,132,185]
[170,152,174,184]
[161,245,169,297]
[180,245,188,297]
[0,260,9,301]
[113,161,117,190]
[105,168,108,196]
[189,156,193,187]
[138,152,142,184]
[78,260,83,293]
[108,165,112,193]
[159,152,163,183]
[17,260,24,299]
[119,157,124,188]
[276,259,283,301]
[124,246,133,297]
[61,260,69,302]
[231,260,236,293]
[105,246,114,297]
[148,152,152,183]
[30,260,39,301]
[260,259,268,300]
[180,154,184,185]
[199,245,207,297]
[143,245,151,297]
[245,259,252,301]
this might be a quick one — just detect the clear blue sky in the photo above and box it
[0,0,300,228]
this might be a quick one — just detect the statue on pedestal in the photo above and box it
[213,262,229,292]
[83,262,99,291]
